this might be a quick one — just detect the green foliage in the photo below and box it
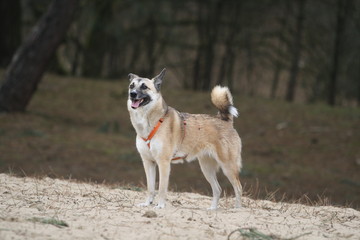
[20,128,45,137]
[29,217,69,228]
[228,228,311,240]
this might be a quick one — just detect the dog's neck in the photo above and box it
[130,96,168,138]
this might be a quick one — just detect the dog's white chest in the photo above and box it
[130,112,151,138]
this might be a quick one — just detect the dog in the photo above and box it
[127,68,242,209]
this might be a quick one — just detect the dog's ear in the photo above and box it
[128,73,138,81]
[153,68,166,91]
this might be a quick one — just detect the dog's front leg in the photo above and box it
[138,159,157,207]
[155,161,171,209]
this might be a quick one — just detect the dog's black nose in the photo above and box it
[130,91,137,99]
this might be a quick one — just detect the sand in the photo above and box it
[1,173,359,239]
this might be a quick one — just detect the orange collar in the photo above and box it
[141,115,187,161]
[141,118,164,148]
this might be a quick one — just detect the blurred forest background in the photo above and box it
[0,0,359,209]
[1,0,360,105]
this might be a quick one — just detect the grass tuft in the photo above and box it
[227,228,312,240]
[20,128,45,137]
[228,228,279,240]
[29,217,69,228]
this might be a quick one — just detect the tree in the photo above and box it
[192,0,224,91]
[285,0,307,102]
[216,1,242,92]
[0,0,21,67]
[328,0,351,106]
[82,0,113,78]
[270,2,291,99]
[0,0,78,112]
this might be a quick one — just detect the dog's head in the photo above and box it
[127,68,166,110]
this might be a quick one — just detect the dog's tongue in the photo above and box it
[131,99,142,108]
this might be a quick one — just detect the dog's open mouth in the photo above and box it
[131,96,150,109]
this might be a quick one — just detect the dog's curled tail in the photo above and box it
[211,85,239,121]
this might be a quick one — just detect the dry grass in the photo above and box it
[227,228,312,240]
[28,217,69,228]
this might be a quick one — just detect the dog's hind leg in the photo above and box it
[219,159,243,208]
[138,160,157,207]
[198,155,222,210]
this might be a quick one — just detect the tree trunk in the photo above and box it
[328,0,349,106]
[217,39,237,91]
[192,0,223,91]
[82,1,112,78]
[146,15,157,77]
[192,2,205,91]
[270,62,281,99]
[202,40,216,91]
[308,72,323,103]
[70,38,82,76]
[0,0,78,112]
[245,33,255,96]
[217,54,227,86]
[0,0,21,67]
[128,40,141,73]
[204,0,223,91]
[227,52,235,92]
[270,4,289,99]
[285,0,306,102]
[192,44,202,90]
[217,2,241,91]
[358,69,360,107]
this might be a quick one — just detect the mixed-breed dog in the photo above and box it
[127,68,243,210]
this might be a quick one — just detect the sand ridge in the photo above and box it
[0,174,359,239]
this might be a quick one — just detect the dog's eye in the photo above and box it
[140,83,148,90]
[129,83,135,89]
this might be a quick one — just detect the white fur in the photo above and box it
[229,106,239,117]
[211,85,239,119]
[212,85,233,104]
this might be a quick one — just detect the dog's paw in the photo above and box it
[207,206,218,211]
[153,203,165,209]
[137,202,151,207]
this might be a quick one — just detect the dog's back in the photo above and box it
[175,86,241,168]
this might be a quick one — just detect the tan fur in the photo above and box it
[127,70,242,209]
[211,86,238,120]
[211,85,233,109]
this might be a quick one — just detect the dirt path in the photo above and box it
[1,174,359,239]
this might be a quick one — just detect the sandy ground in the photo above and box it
[0,174,359,240]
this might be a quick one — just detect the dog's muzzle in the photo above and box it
[130,91,137,99]
[130,91,151,109]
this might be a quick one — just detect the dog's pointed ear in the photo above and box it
[128,73,138,81]
[153,68,166,91]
